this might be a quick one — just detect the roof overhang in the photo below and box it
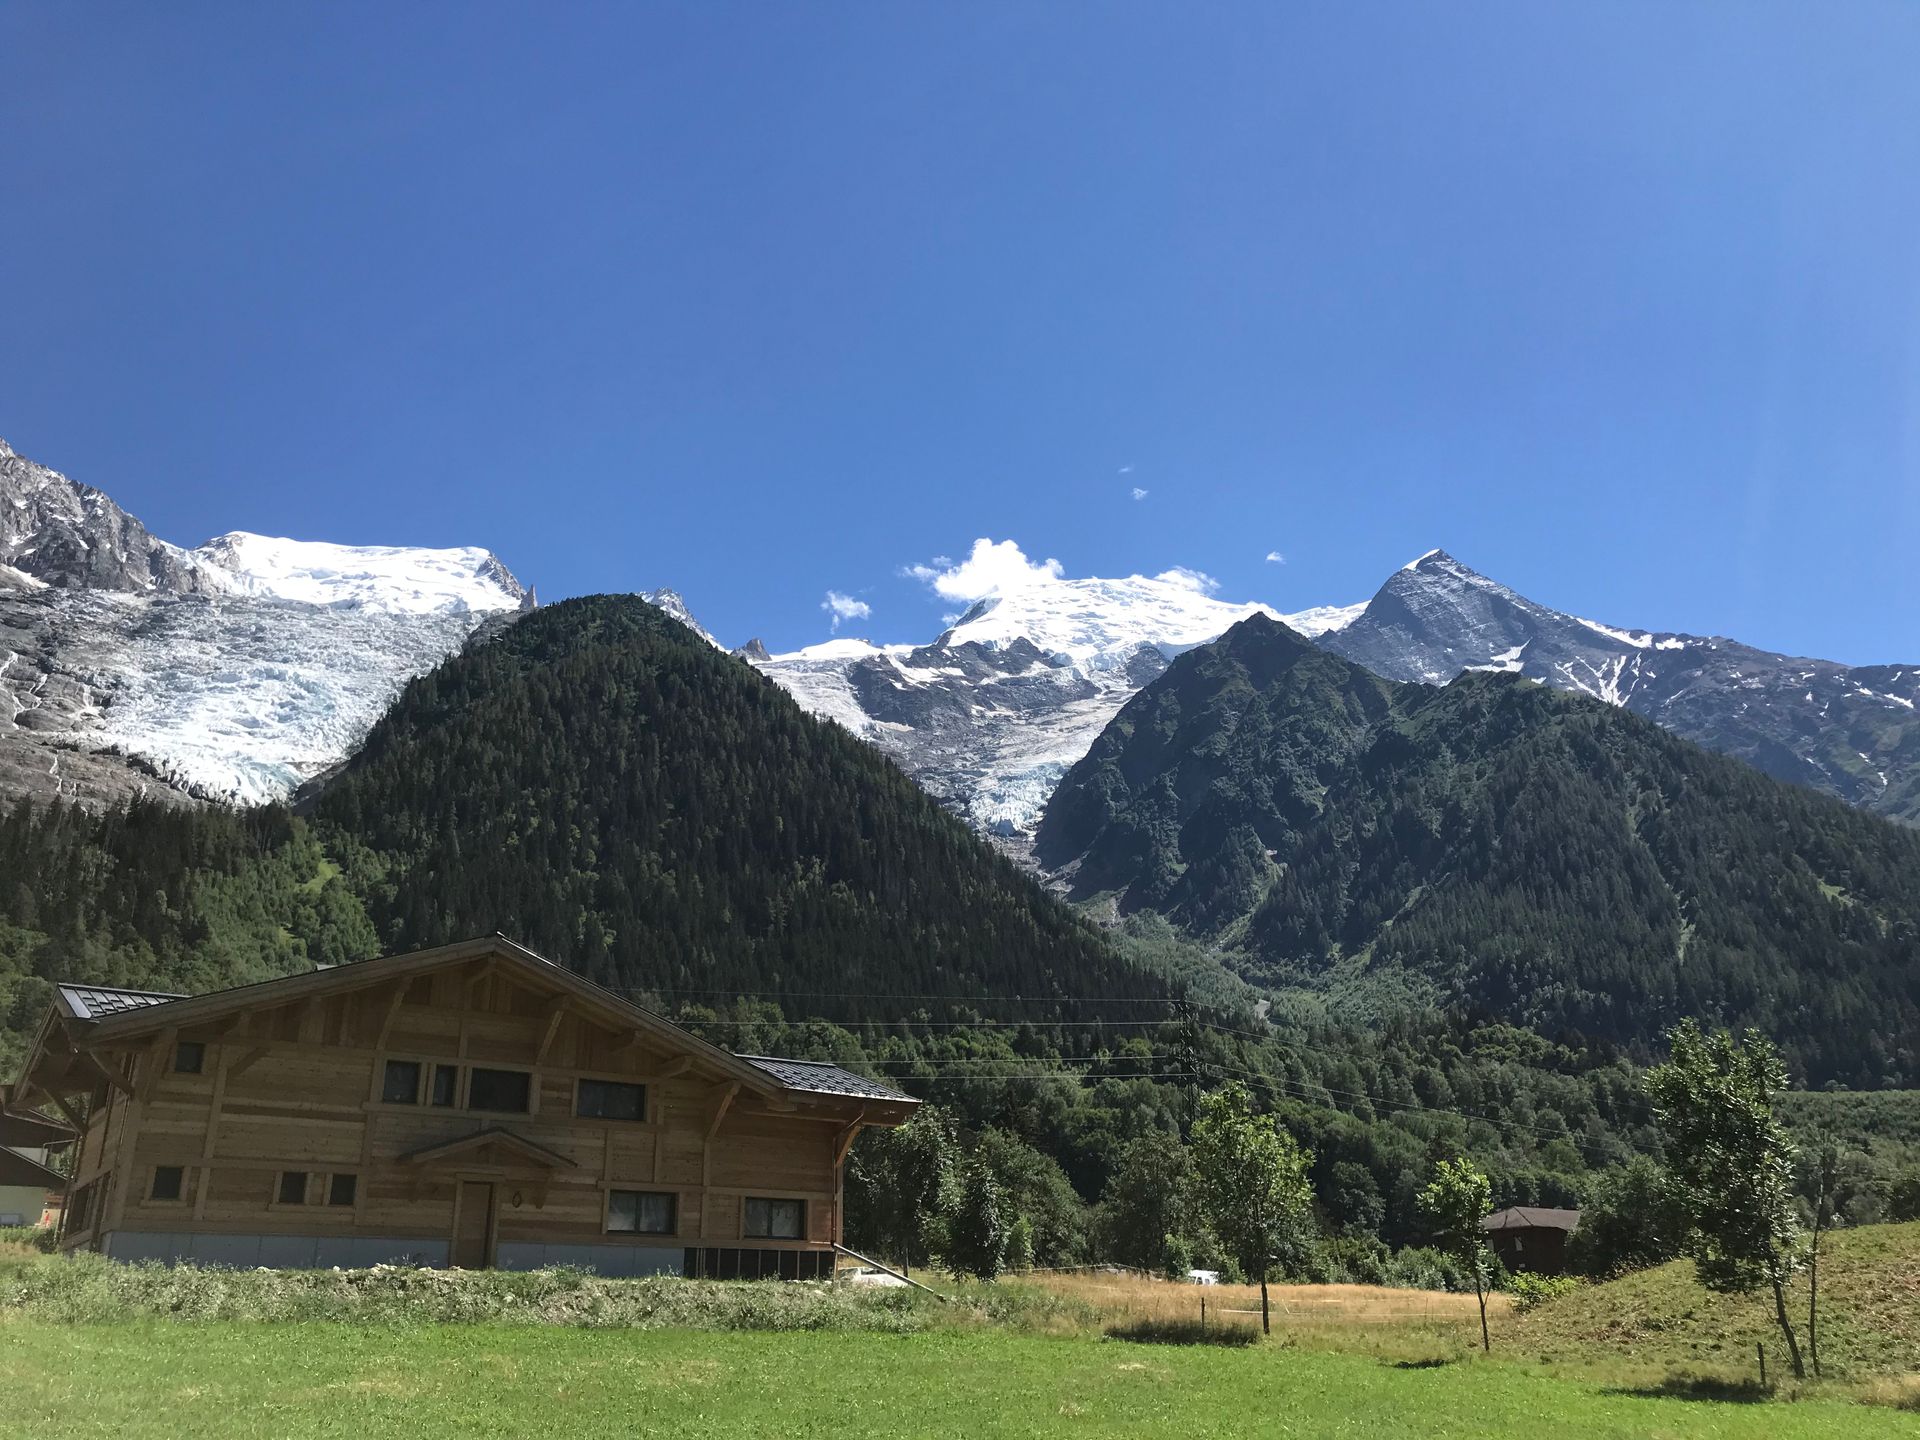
[0,1145,66,1190]
[1482,1207,1581,1233]
[0,1098,75,1148]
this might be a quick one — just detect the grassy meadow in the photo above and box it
[2,1227,1917,1436]
[4,1320,1911,1440]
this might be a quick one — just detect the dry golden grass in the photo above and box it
[1026,1270,1509,1330]
[1861,1373,1920,1411]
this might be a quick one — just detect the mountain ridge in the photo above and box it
[1319,549,1920,824]
[1037,611,1920,1085]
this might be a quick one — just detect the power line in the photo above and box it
[623,985,1629,1159]
[680,1018,1206,1031]
[607,986,1186,1005]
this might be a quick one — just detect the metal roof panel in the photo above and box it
[735,1055,916,1102]
[58,985,185,1021]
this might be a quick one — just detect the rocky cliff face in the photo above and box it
[0,439,211,594]
[0,440,528,808]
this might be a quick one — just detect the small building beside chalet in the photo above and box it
[9,936,917,1276]
[0,1088,72,1227]
[1480,1205,1580,1276]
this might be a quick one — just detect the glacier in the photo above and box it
[0,438,528,808]
[752,572,1359,837]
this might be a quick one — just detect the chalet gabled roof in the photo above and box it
[737,1056,915,1103]
[20,936,918,1119]
[1482,1206,1581,1233]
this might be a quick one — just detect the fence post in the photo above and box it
[1757,1343,1767,1390]
[1200,1295,1206,1329]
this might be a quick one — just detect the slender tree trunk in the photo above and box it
[1473,1268,1490,1353]
[1260,1275,1270,1335]
[1807,1224,1822,1380]
[1769,1277,1806,1381]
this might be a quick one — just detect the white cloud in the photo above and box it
[1131,487,1149,501]
[1265,550,1287,565]
[1118,464,1134,474]
[1155,566,1219,595]
[821,590,871,632]
[905,538,1065,603]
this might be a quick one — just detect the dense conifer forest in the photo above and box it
[1038,614,1920,1087]
[308,595,1159,1014]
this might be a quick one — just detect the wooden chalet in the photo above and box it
[1480,1205,1581,1276]
[9,936,917,1276]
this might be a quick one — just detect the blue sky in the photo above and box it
[3,2,1917,662]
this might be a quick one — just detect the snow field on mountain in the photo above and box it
[188,532,524,614]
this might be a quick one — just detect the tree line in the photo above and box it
[845,1018,1920,1367]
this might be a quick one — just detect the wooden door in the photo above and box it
[452,1181,495,1268]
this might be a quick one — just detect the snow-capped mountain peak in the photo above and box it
[752,569,1329,836]
[1317,549,1920,820]
[1279,600,1367,638]
[937,573,1280,666]
[187,532,526,615]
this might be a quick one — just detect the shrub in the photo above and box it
[1158,1232,1193,1281]
[1005,1217,1035,1274]
[1506,1272,1582,1312]
[1888,1167,1920,1224]
[0,1226,56,1255]
[1567,1157,1689,1278]
[0,1254,1085,1334]
[1310,1235,1390,1286]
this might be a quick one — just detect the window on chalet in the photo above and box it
[430,1064,459,1108]
[382,1060,422,1105]
[150,1166,184,1202]
[743,1197,803,1240]
[173,1042,205,1075]
[467,1067,531,1114]
[577,1079,645,1122]
[277,1171,308,1205]
[328,1173,358,1207]
[607,1190,675,1235]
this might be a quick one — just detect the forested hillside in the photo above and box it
[308,595,1157,1014]
[0,800,376,1075]
[1038,613,1920,1087]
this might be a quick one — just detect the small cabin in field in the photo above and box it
[9,936,916,1275]
[1480,1205,1580,1275]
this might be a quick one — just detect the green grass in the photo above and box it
[8,1231,1920,1433]
[1506,1221,1920,1382]
[1,1320,1908,1439]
